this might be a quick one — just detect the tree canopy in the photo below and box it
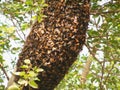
[0,0,120,90]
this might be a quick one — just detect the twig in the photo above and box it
[100,59,105,90]
[10,18,25,42]
[0,63,9,80]
[85,43,101,64]
[104,62,115,83]
[14,18,26,39]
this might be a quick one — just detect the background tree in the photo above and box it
[0,0,120,90]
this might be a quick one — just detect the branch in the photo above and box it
[14,18,26,39]
[104,62,115,83]
[0,63,9,81]
[2,6,25,42]
[91,10,120,15]
[100,59,105,90]
[81,55,92,84]
[10,18,25,42]
[85,43,101,64]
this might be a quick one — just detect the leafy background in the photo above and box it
[0,0,120,90]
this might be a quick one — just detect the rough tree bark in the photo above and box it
[14,0,90,90]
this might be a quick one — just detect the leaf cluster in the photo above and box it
[7,59,43,90]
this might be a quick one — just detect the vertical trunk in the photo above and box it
[15,0,90,90]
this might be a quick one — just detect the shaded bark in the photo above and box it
[15,0,90,90]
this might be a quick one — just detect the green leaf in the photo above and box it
[13,72,20,76]
[20,65,29,69]
[0,85,5,90]
[21,23,29,31]
[19,71,26,77]
[29,80,38,89]
[34,77,40,81]
[0,78,3,83]
[7,83,20,90]
[25,0,33,6]
[36,68,44,73]
[28,71,37,77]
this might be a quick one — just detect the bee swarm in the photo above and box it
[15,0,90,90]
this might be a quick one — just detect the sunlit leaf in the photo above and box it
[29,80,38,89]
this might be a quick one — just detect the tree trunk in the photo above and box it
[15,0,90,90]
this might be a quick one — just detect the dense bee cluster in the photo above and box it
[15,0,90,90]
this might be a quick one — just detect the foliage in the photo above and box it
[0,0,46,89]
[7,59,43,90]
[0,0,120,90]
